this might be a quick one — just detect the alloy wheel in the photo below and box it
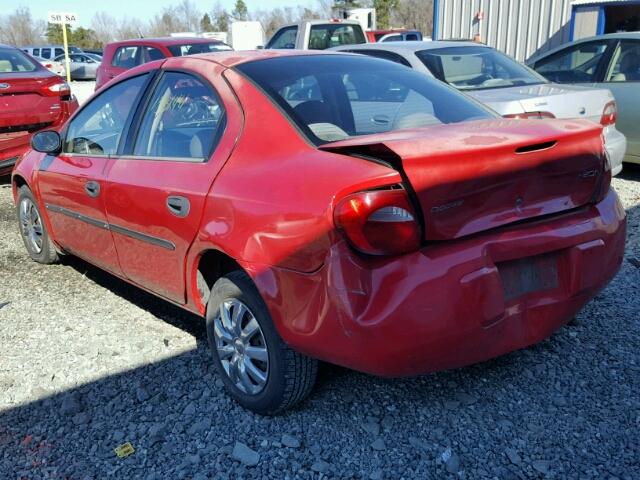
[213,298,269,395]
[19,198,44,254]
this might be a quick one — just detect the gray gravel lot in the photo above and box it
[0,169,639,479]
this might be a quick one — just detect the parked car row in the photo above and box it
[9,48,626,414]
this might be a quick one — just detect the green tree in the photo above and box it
[200,13,213,31]
[232,0,248,21]
[374,0,398,29]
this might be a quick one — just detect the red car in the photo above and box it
[0,44,78,177]
[95,37,232,90]
[12,51,626,414]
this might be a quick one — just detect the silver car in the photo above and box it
[54,53,100,80]
[332,41,626,175]
[527,32,640,167]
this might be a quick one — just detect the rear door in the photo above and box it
[37,73,150,273]
[600,39,640,161]
[103,60,242,303]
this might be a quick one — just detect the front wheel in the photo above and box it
[205,270,317,415]
[16,186,59,264]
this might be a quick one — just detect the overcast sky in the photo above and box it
[14,0,310,27]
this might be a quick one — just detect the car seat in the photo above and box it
[611,52,640,81]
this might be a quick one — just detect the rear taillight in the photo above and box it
[594,136,612,203]
[504,112,556,120]
[41,80,71,97]
[334,187,421,256]
[600,101,617,126]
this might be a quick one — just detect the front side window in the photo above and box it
[381,35,402,42]
[166,43,232,57]
[55,48,64,58]
[0,48,38,73]
[533,41,609,83]
[237,55,493,144]
[416,46,545,90]
[133,72,225,160]
[112,46,139,68]
[308,24,366,50]
[64,74,148,155]
[605,40,640,82]
[266,26,298,49]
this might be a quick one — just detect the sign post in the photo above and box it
[47,12,78,84]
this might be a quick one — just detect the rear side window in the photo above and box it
[533,40,609,83]
[0,48,38,73]
[308,24,366,50]
[32,48,40,56]
[267,26,298,49]
[64,74,148,155]
[40,48,51,59]
[237,55,492,144]
[132,72,226,160]
[112,46,139,68]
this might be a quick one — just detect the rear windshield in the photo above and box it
[236,55,493,144]
[0,48,38,73]
[416,46,546,90]
[167,42,232,57]
[308,24,366,50]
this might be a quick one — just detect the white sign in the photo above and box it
[48,12,79,25]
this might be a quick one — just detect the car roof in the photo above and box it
[277,19,362,29]
[188,49,343,68]
[332,40,485,53]
[107,37,225,47]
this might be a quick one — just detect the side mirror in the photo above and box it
[31,131,61,154]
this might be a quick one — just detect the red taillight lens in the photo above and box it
[41,80,71,97]
[504,111,556,120]
[334,188,421,256]
[600,101,617,126]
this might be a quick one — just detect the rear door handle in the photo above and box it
[166,195,190,218]
[84,181,100,198]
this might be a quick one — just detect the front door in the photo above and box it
[601,39,640,161]
[37,73,149,273]
[104,63,241,303]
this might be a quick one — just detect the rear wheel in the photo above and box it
[205,270,317,415]
[16,186,58,264]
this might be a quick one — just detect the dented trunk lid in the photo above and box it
[321,119,606,241]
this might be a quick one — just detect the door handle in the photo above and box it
[166,196,190,218]
[84,181,100,198]
[371,115,390,125]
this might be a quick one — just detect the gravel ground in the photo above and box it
[0,169,639,479]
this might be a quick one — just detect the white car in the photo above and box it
[32,55,66,77]
[332,41,627,175]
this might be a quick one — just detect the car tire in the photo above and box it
[16,186,59,264]
[205,270,317,415]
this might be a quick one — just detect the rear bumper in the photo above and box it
[603,126,626,176]
[0,133,31,176]
[0,96,77,176]
[252,190,626,377]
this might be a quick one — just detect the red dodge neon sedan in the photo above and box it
[0,44,78,177]
[12,51,626,414]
